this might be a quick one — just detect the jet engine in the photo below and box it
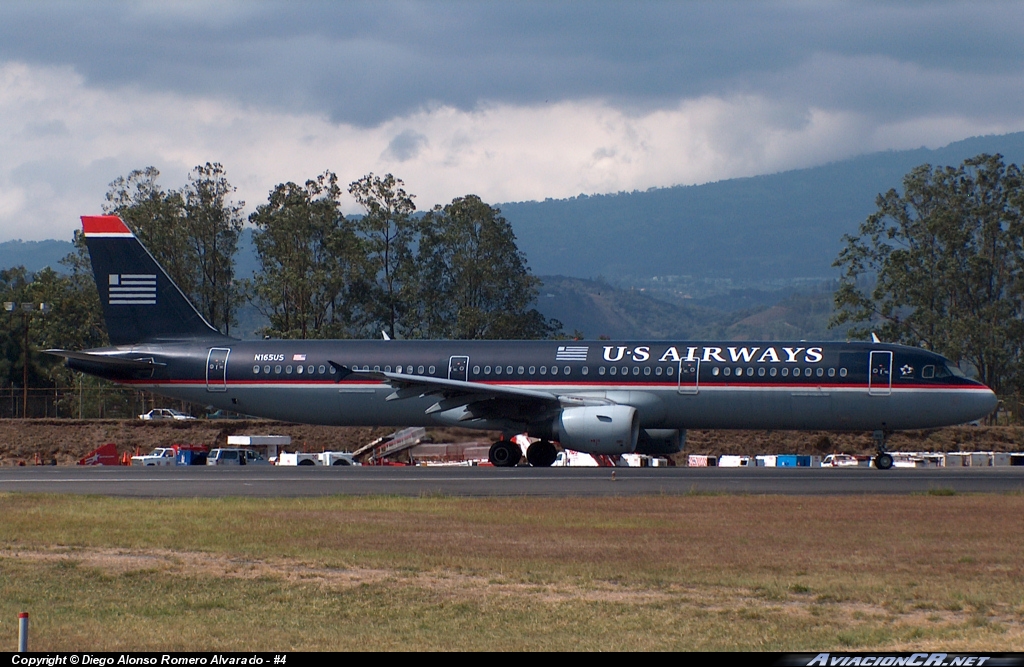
[635,429,685,455]
[555,405,639,454]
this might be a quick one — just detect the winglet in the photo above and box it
[871,332,881,344]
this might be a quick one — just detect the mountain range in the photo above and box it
[5,132,1024,339]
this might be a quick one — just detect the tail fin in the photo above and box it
[81,215,229,345]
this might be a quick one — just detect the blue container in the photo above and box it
[776,455,798,467]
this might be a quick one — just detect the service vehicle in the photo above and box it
[206,448,270,465]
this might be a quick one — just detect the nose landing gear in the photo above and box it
[873,430,894,470]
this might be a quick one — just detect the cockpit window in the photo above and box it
[945,362,966,378]
[922,365,935,379]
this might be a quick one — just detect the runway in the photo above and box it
[0,465,1022,497]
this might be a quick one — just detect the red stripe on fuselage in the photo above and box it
[116,378,988,391]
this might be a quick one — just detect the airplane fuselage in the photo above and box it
[74,338,996,433]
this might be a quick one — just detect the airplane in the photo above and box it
[47,215,998,470]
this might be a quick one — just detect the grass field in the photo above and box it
[0,493,1021,651]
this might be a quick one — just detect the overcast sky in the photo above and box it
[2,1,1024,241]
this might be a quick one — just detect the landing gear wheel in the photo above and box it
[526,440,558,467]
[874,452,894,470]
[489,441,521,467]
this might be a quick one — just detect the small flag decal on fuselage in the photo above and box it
[293,354,306,361]
[556,345,588,361]
[108,274,157,305]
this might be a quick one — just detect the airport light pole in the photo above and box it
[4,302,49,418]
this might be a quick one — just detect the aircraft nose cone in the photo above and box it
[963,385,998,423]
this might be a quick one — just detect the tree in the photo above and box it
[832,154,1024,394]
[249,173,368,339]
[348,173,417,339]
[180,163,245,335]
[413,195,561,339]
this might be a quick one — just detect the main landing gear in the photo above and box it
[872,430,894,470]
[526,440,558,467]
[487,439,558,467]
[488,440,522,467]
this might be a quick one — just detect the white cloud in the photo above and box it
[1,60,1023,242]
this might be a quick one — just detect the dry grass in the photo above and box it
[0,494,1021,651]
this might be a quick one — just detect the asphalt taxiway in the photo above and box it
[0,465,1021,497]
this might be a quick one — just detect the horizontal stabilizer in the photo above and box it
[45,349,166,373]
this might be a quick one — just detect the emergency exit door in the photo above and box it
[206,348,230,392]
[868,351,892,396]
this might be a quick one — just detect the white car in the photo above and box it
[138,408,196,421]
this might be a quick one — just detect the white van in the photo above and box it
[206,448,269,465]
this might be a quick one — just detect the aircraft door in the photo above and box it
[868,351,892,396]
[448,356,469,382]
[206,348,230,392]
[678,359,699,395]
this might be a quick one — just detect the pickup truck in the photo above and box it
[131,444,209,466]
[131,447,178,466]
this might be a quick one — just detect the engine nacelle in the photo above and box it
[556,405,639,454]
[635,429,685,455]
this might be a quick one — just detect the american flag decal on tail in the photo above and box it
[556,345,588,361]
[108,274,157,305]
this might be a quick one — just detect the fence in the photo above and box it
[0,385,202,420]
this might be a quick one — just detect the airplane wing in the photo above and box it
[329,362,610,423]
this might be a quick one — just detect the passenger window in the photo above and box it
[769,367,777,377]
[632,367,639,375]
[781,367,789,377]
[308,366,314,374]
[666,366,674,376]
[374,365,380,372]
[644,366,651,375]
[828,368,836,377]
[540,366,547,375]
[429,366,436,374]
[758,367,765,377]
[484,366,491,374]
[518,366,525,375]
[329,366,336,374]
[297,366,304,374]
[473,366,480,374]
[385,366,391,372]
[563,366,571,375]
[506,366,513,374]
[319,365,326,374]
[609,367,617,375]
[723,367,731,376]
[656,366,663,376]
[529,366,536,374]
[551,366,558,375]
[599,367,606,375]
[816,367,824,377]
[253,365,260,374]
[746,367,753,376]
[839,368,847,377]
[285,365,293,374]
[582,366,589,375]
[712,367,720,376]
[418,365,425,374]
[275,365,282,374]
[805,368,813,377]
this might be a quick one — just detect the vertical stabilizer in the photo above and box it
[81,215,229,345]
